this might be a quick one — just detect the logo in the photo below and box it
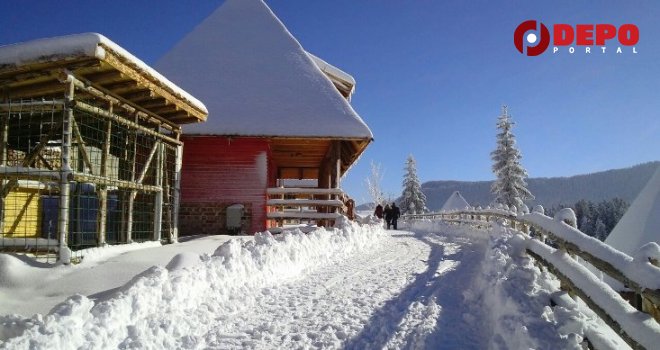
[514,20,639,55]
[514,20,550,56]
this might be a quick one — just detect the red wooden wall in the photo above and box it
[179,136,273,234]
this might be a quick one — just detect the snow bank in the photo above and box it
[73,241,162,264]
[468,225,632,349]
[0,219,384,349]
[466,226,580,349]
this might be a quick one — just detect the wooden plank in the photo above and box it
[267,187,343,195]
[100,80,139,94]
[6,79,66,99]
[121,89,156,102]
[83,70,127,85]
[140,98,170,109]
[267,199,344,206]
[267,212,341,220]
[149,104,180,115]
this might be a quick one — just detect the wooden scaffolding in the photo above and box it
[0,34,207,263]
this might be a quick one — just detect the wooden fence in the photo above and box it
[266,187,345,227]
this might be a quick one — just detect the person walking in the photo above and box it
[390,203,401,230]
[374,204,383,219]
[384,204,392,229]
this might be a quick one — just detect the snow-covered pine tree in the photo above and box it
[490,105,534,208]
[400,154,427,214]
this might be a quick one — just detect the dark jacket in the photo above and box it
[384,205,392,221]
[391,204,401,219]
[374,204,383,219]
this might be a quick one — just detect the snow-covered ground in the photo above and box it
[0,235,239,317]
[0,218,631,349]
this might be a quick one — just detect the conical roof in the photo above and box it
[605,165,660,255]
[440,191,470,212]
[156,0,372,139]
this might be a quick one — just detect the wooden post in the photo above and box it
[333,141,341,219]
[58,77,74,263]
[170,144,183,243]
[125,116,138,243]
[0,114,8,235]
[96,107,112,246]
[153,142,163,242]
[317,156,330,227]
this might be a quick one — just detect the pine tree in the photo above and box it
[594,218,608,241]
[490,105,534,208]
[401,154,427,214]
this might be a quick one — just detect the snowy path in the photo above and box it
[191,231,489,349]
[3,221,617,349]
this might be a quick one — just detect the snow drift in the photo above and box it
[0,219,384,349]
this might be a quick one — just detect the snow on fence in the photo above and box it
[404,209,660,350]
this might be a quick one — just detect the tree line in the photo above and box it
[545,198,629,241]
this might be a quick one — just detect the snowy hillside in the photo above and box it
[0,218,631,349]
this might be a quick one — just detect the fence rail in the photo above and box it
[405,209,660,350]
[266,187,346,227]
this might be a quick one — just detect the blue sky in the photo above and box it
[1,0,658,204]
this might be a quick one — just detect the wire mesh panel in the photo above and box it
[0,78,183,263]
[0,100,64,262]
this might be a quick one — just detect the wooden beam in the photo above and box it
[140,98,170,109]
[72,100,181,145]
[100,80,139,95]
[83,70,127,85]
[121,89,156,102]
[6,79,66,99]
[71,118,94,174]
[136,140,159,185]
[149,104,180,115]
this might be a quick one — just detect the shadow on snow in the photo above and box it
[344,231,489,350]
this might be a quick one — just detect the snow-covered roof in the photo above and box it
[440,191,470,212]
[0,33,207,120]
[605,164,660,255]
[156,0,372,139]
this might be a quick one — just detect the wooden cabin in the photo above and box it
[0,33,207,261]
[157,0,373,235]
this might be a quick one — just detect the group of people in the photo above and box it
[373,203,401,230]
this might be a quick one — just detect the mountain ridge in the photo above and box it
[358,161,659,211]
[422,161,659,210]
